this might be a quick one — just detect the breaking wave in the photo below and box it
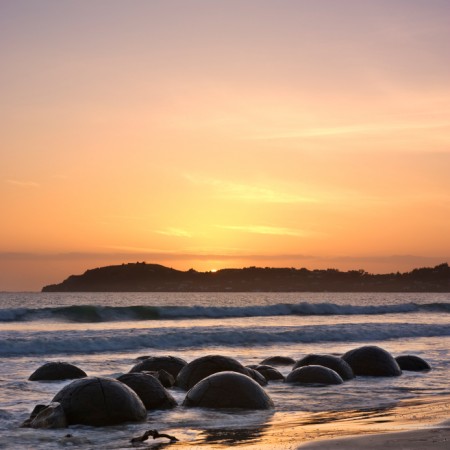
[1,322,450,356]
[0,302,449,323]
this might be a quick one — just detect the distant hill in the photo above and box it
[41,262,450,292]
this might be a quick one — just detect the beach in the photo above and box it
[0,291,449,449]
[300,426,450,450]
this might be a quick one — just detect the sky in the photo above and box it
[1,0,450,291]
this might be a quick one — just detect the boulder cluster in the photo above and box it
[23,346,430,428]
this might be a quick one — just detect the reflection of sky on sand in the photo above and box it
[257,396,450,449]
[200,418,272,446]
[158,396,450,448]
[150,409,274,447]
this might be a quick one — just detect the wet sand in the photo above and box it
[172,394,450,449]
[298,425,450,449]
[290,395,450,450]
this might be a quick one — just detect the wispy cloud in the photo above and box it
[185,174,316,204]
[155,228,192,238]
[104,245,177,254]
[246,121,450,141]
[219,225,311,237]
[4,179,40,188]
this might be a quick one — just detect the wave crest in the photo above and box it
[1,322,449,356]
[0,302,449,323]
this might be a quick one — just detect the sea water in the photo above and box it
[0,292,449,449]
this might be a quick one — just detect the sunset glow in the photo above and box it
[1,0,449,290]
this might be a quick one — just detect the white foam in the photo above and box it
[1,322,449,357]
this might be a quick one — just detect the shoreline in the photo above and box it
[286,395,450,450]
[298,424,450,449]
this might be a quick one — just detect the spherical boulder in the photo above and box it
[117,373,177,410]
[293,354,354,380]
[254,365,285,381]
[342,346,402,377]
[129,355,187,378]
[52,377,146,426]
[245,367,268,386]
[176,355,249,390]
[142,369,175,388]
[395,355,431,371]
[29,362,87,381]
[285,365,344,385]
[260,356,296,366]
[183,371,274,409]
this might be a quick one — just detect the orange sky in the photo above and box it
[1,1,450,291]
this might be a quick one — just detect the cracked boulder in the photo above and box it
[52,377,146,426]
[21,402,67,429]
[183,371,274,409]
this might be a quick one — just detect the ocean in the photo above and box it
[0,292,449,449]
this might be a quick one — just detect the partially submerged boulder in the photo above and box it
[260,356,296,366]
[253,365,285,381]
[342,346,402,377]
[293,354,354,380]
[285,365,344,385]
[183,371,274,409]
[142,369,175,388]
[245,367,268,386]
[117,373,177,409]
[29,362,87,381]
[395,355,431,371]
[129,355,187,378]
[52,377,146,426]
[176,355,249,390]
[22,403,67,429]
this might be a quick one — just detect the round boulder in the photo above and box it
[52,377,146,426]
[285,365,344,385]
[342,346,402,377]
[129,355,187,378]
[260,356,296,366]
[142,369,175,388]
[29,362,87,381]
[245,367,268,386]
[117,373,177,409]
[176,355,249,390]
[254,365,285,381]
[293,354,354,380]
[183,371,274,409]
[395,355,431,371]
